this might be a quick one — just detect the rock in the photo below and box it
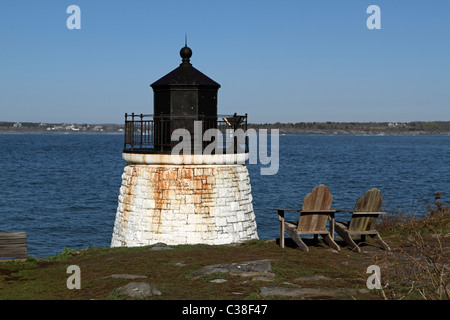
[150,243,174,250]
[150,246,174,251]
[210,279,227,283]
[193,265,229,277]
[252,276,274,282]
[193,259,274,278]
[115,282,161,299]
[259,285,369,299]
[228,260,274,277]
[108,274,148,279]
[259,286,306,298]
[282,282,300,287]
[294,275,331,282]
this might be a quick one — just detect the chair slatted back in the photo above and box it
[297,185,333,232]
[349,188,383,231]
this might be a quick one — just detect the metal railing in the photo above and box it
[123,113,248,154]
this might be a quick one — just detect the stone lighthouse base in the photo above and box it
[111,155,259,247]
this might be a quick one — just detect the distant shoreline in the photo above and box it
[249,121,450,136]
[1,120,449,136]
[1,131,449,136]
[0,131,123,135]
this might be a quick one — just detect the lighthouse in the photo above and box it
[111,43,259,247]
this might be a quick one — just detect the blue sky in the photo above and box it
[1,0,449,124]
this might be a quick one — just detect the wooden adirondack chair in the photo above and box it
[276,185,340,252]
[335,188,390,252]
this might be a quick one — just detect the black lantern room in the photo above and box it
[149,44,221,150]
[123,44,248,154]
[150,44,221,118]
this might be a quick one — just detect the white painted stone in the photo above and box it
[111,156,259,247]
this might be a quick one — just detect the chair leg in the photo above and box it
[371,233,391,251]
[284,225,309,252]
[278,210,285,249]
[335,223,361,253]
[321,233,340,252]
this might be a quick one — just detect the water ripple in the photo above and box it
[0,134,448,257]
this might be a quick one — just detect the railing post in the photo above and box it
[140,114,143,149]
[131,113,135,150]
[123,114,247,154]
[245,113,249,153]
[124,113,128,150]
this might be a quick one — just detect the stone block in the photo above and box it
[111,163,258,247]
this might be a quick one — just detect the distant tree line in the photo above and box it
[0,121,123,133]
[248,121,450,134]
[1,121,449,134]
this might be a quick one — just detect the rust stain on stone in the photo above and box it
[120,165,137,244]
[191,166,215,234]
[149,167,163,234]
[113,162,258,246]
[153,166,216,234]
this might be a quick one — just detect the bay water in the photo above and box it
[0,133,448,257]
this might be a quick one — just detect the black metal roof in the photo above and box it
[150,45,220,88]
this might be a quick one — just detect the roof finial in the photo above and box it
[180,35,192,65]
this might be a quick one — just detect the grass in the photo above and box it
[378,193,449,236]
[374,193,449,300]
[0,239,374,300]
[0,194,448,300]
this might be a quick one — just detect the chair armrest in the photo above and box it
[274,208,337,213]
[351,211,387,215]
[300,209,337,213]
